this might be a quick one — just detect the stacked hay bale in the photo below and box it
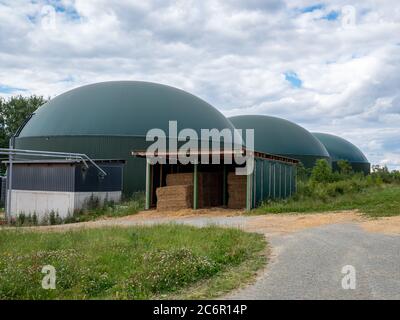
[227,172,246,209]
[166,173,193,186]
[156,184,193,210]
[156,172,223,210]
[156,173,193,210]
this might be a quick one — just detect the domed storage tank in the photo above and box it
[15,81,239,194]
[229,115,330,168]
[312,132,370,175]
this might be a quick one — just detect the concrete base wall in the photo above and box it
[9,190,122,220]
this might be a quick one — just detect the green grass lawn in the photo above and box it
[0,224,266,300]
[255,185,400,217]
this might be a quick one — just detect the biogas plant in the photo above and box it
[3,81,370,220]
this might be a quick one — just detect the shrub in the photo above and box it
[16,213,26,226]
[337,160,353,175]
[371,165,400,184]
[85,195,101,210]
[310,159,333,183]
[296,162,311,181]
[32,213,38,226]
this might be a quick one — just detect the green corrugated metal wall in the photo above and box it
[250,158,296,208]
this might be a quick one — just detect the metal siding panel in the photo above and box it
[10,164,74,192]
[265,161,271,198]
[260,160,264,202]
[257,159,264,205]
[273,163,276,199]
[75,163,123,192]
[268,161,272,198]
[276,163,279,199]
[253,159,297,204]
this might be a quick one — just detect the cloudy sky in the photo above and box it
[0,0,399,169]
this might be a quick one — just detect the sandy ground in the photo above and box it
[244,210,365,235]
[2,208,400,236]
[361,215,400,235]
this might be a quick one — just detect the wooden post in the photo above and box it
[222,165,227,206]
[193,164,198,210]
[145,160,151,210]
[246,172,252,211]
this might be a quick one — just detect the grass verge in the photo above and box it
[255,185,400,218]
[0,224,266,300]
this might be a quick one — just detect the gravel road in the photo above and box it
[228,223,400,300]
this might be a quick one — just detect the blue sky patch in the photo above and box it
[301,4,325,13]
[284,72,303,88]
[322,10,340,20]
[59,75,74,83]
[42,0,81,20]
[0,85,27,94]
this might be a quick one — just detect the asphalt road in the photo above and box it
[131,215,400,299]
[228,223,400,300]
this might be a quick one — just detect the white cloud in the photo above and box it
[0,0,399,169]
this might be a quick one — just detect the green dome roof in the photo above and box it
[18,81,238,139]
[229,115,330,158]
[312,132,369,163]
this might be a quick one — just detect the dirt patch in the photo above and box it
[361,216,400,235]
[124,207,245,220]
[3,208,400,236]
[244,210,366,235]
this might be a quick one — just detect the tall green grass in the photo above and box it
[0,224,266,300]
[256,160,400,217]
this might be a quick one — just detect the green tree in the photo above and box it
[310,159,333,183]
[296,161,311,181]
[337,159,353,175]
[0,95,47,148]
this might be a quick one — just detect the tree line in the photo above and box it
[0,95,47,148]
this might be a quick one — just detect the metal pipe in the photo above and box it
[0,148,107,177]
[3,148,88,169]
[253,159,256,207]
[6,138,14,223]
